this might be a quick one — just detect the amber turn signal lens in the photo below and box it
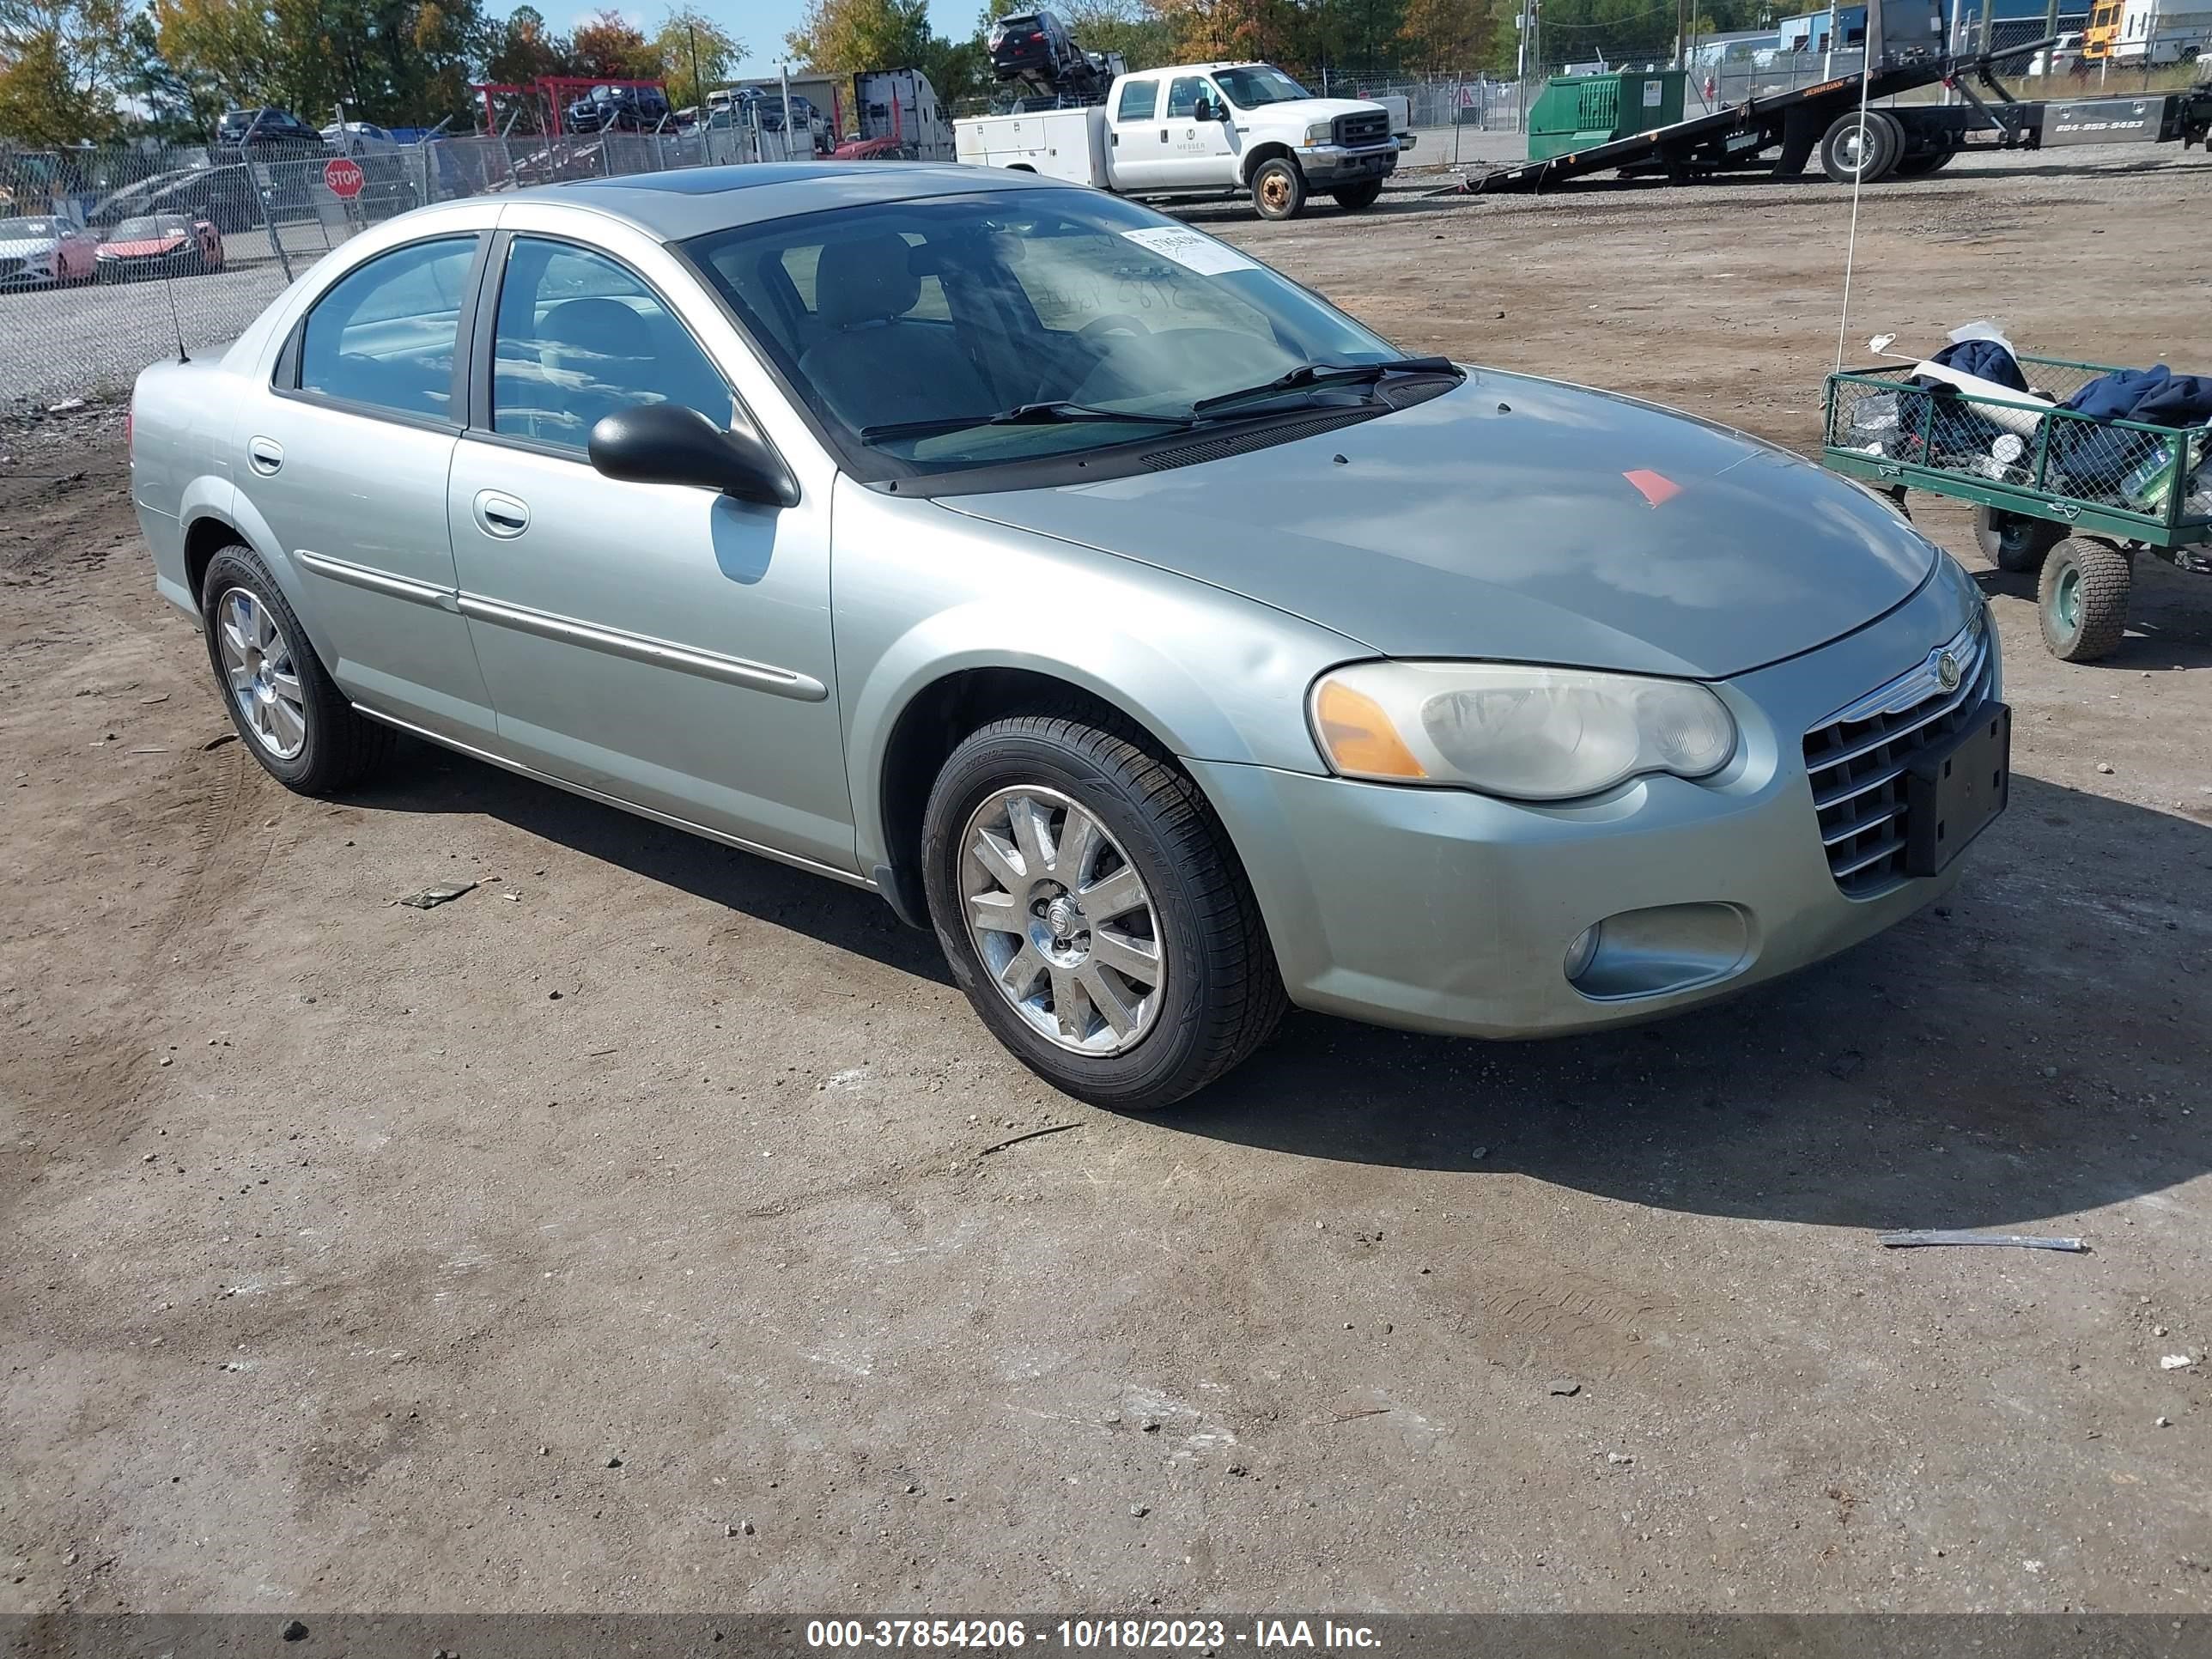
[1313,678,1427,780]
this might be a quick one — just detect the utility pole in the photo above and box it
[688,20,703,112]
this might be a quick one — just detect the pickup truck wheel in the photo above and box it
[922,712,1285,1110]
[1250,157,1307,221]
[2038,537,2131,662]
[200,544,392,793]
[1975,505,2063,573]
[1331,179,1384,210]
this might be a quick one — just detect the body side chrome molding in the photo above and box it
[351,706,872,890]
[295,550,458,611]
[455,593,829,702]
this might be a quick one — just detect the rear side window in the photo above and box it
[297,235,477,419]
[1116,79,1158,122]
[489,238,734,453]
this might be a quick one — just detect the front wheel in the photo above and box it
[1331,179,1384,210]
[1250,156,1308,221]
[2038,537,2132,662]
[921,711,1285,1110]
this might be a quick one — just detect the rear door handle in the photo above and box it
[246,436,283,475]
[473,490,530,538]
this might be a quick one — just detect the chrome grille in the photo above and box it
[1334,110,1390,146]
[1802,612,1993,898]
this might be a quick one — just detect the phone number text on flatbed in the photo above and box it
[806,1620,1234,1649]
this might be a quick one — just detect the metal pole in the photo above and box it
[688,21,703,114]
[781,63,795,159]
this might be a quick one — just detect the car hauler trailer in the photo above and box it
[1462,0,2210,193]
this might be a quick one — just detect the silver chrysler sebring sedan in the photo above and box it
[130,162,2007,1109]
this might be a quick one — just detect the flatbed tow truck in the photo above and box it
[1462,0,2211,193]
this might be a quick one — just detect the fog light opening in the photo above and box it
[1564,924,1602,983]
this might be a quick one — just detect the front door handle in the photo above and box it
[246,436,283,475]
[474,490,530,538]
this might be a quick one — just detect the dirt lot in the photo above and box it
[3,148,2210,1617]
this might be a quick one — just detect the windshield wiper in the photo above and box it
[1188,356,1460,417]
[859,401,1199,445]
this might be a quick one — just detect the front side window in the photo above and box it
[1115,78,1159,121]
[683,187,1409,484]
[1213,66,1312,108]
[1164,76,1211,118]
[297,234,476,418]
[490,238,735,453]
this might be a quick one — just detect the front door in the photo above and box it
[1158,74,1239,189]
[445,232,853,874]
[238,231,496,744]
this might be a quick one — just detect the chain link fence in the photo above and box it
[0,123,817,410]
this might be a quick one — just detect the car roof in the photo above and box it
[526,162,1067,242]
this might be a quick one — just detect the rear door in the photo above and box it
[1104,76,1170,189]
[443,212,853,873]
[239,231,497,744]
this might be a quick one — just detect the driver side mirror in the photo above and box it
[1203,95,1232,122]
[588,403,799,507]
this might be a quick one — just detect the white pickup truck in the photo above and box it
[953,61,1401,220]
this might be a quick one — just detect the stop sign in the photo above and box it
[323,157,365,199]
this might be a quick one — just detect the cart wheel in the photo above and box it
[1975,506,2064,574]
[2038,538,2131,662]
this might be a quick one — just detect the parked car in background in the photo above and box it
[97,213,223,281]
[216,107,331,149]
[0,216,100,287]
[324,120,401,153]
[127,164,2003,1109]
[989,9,1085,82]
[566,84,673,132]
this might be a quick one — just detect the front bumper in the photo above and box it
[1299,141,1400,181]
[1191,570,1995,1039]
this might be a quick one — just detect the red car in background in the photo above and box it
[96,213,224,283]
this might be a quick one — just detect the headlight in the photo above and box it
[1304,120,1334,145]
[1310,661,1738,801]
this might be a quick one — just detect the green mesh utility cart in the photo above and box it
[1527,70,1688,162]
[1825,353,2212,663]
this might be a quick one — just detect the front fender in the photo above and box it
[833,482,1358,872]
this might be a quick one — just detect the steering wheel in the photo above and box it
[1079,313,1151,342]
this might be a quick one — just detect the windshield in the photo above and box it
[112,216,185,239]
[683,187,1401,478]
[1212,65,1312,107]
[3,218,60,238]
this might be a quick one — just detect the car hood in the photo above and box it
[103,235,186,255]
[936,369,1936,681]
[0,236,59,257]
[1252,97,1388,124]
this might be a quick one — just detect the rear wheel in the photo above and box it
[200,544,392,793]
[2038,536,2132,662]
[1331,179,1384,210]
[1820,108,1901,184]
[1975,505,2064,573]
[1250,156,1307,221]
[921,710,1285,1110]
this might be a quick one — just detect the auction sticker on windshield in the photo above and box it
[1120,226,1258,276]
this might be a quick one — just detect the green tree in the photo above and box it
[0,0,137,142]
[1396,0,1488,70]
[785,0,932,74]
[653,5,741,108]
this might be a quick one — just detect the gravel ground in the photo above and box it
[3,146,2210,1617]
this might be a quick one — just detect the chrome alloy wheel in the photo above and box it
[215,586,307,760]
[958,786,1165,1055]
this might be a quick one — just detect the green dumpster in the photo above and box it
[1528,70,1688,161]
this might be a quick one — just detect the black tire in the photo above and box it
[2037,537,2132,662]
[1891,137,1960,176]
[921,709,1286,1110]
[1331,179,1384,210]
[199,544,392,793]
[1250,156,1307,221]
[1820,109,1901,184]
[1975,505,2064,573]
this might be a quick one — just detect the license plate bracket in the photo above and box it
[1905,700,2009,877]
